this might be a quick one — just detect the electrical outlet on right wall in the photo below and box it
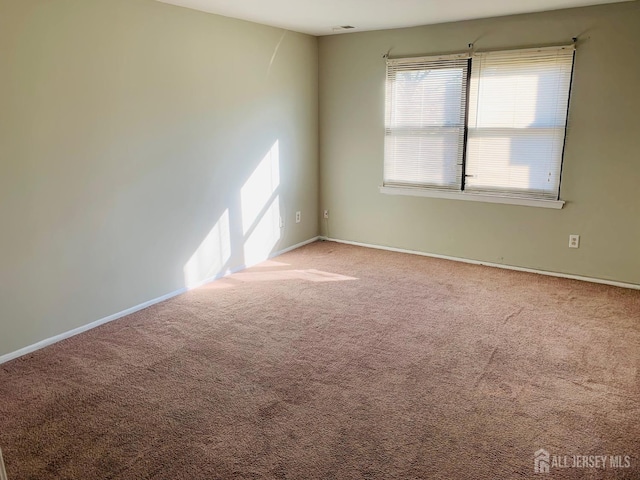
[569,235,580,248]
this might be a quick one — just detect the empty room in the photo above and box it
[1,0,639,478]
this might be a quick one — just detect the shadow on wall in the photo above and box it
[183,140,283,289]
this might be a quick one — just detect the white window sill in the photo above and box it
[379,185,565,209]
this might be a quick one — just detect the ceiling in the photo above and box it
[155,0,630,36]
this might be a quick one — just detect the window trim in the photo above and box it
[379,185,565,209]
[382,44,575,209]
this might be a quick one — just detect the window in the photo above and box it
[384,54,469,190]
[383,45,575,208]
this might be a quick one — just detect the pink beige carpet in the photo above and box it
[0,241,639,479]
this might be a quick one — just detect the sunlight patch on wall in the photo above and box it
[241,141,281,266]
[183,209,231,288]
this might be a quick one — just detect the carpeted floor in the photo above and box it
[1,241,639,479]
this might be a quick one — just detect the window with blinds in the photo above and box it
[385,54,469,190]
[384,45,575,202]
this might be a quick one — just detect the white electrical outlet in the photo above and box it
[569,234,580,248]
[279,217,285,228]
[323,210,329,219]
[295,211,301,223]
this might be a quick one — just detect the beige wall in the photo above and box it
[319,1,640,285]
[0,0,319,357]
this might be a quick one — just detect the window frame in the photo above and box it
[381,45,575,209]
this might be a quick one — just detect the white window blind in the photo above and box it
[465,46,575,200]
[384,54,469,190]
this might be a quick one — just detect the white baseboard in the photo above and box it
[0,236,320,365]
[321,236,640,291]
